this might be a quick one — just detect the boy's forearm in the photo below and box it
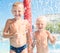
[3,32,13,38]
[50,36,56,44]
[27,32,33,53]
[32,40,35,48]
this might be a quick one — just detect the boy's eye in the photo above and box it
[37,23,40,25]
[18,10,21,12]
[14,10,16,12]
[41,24,43,25]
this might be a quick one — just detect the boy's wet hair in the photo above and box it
[36,16,47,24]
[13,2,24,7]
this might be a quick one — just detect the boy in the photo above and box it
[3,2,32,53]
[33,16,56,53]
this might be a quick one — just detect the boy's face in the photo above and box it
[36,20,46,30]
[12,4,24,19]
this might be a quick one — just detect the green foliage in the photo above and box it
[56,22,60,33]
[46,22,54,33]
[46,22,60,33]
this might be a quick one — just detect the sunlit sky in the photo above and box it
[0,0,60,53]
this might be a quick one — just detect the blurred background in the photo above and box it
[0,0,60,53]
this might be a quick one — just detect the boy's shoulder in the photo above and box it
[6,18,14,24]
[45,30,50,35]
[45,30,50,33]
[23,19,29,24]
[24,19,29,23]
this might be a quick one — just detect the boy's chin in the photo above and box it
[14,17,21,20]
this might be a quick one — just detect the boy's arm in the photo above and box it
[47,31,56,44]
[3,19,15,38]
[32,32,36,48]
[26,20,33,53]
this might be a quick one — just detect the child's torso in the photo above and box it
[35,30,48,52]
[9,19,27,47]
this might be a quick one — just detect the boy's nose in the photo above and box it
[16,11,19,15]
[39,24,41,26]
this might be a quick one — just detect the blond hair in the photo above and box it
[12,2,24,7]
[36,16,47,23]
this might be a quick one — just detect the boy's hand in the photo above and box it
[9,31,17,37]
[53,36,56,43]
[51,36,56,44]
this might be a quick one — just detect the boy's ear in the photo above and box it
[24,7,27,13]
[24,9,25,13]
[23,7,25,13]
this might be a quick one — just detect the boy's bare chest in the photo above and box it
[36,32,48,41]
[14,21,25,28]
[10,20,26,32]
[15,20,26,26]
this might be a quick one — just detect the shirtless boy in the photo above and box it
[33,16,56,53]
[3,2,32,53]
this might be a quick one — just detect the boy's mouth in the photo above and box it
[15,15,21,17]
[39,27,43,29]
